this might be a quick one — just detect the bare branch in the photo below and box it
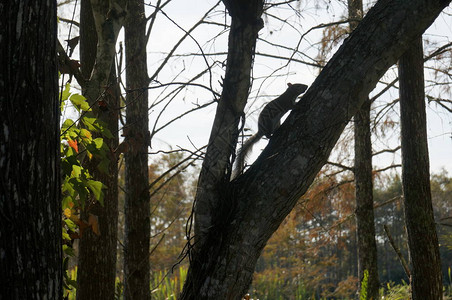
[372,146,401,156]
[384,225,411,279]
[148,2,220,83]
[58,16,80,27]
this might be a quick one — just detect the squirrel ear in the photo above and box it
[287,83,292,87]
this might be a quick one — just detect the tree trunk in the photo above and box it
[193,0,264,247]
[354,99,379,299]
[76,1,125,299]
[184,1,264,298]
[124,1,151,299]
[77,68,120,300]
[181,0,450,298]
[349,0,379,298]
[399,37,443,300]
[0,1,62,299]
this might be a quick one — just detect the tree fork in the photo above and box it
[183,0,451,298]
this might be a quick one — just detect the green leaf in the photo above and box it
[61,83,71,101]
[101,127,114,139]
[64,218,77,231]
[62,180,76,198]
[61,119,75,134]
[81,115,113,138]
[63,245,76,257]
[80,128,92,141]
[86,180,104,205]
[93,137,104,150]
[62,229,71,241]
[70,93,91,112]
[81,115,100,132]
[72,165,82,178]
[97,158,110,174]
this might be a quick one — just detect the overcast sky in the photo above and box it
[58,0,452,175]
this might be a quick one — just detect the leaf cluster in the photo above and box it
[59,82,111,291]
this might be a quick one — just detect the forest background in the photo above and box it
[1,0,451,299]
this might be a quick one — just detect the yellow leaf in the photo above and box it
[64,208,72,218]
[81,128,92,140]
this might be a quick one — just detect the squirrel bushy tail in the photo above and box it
[232,83,308,180]
[232,132,263,179]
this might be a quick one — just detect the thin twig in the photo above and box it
[384,224,411,279]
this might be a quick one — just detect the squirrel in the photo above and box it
[233,83,308,178]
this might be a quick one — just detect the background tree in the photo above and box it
[349,0,380,298]
[123,0,151,297]
[399,37,443,299]
[76,1,125,299]
[0,0,62,298]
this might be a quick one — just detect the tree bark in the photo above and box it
[0,1,62,299]
[193,0,264,244]
[76,1,125,299]
[184,1,264,298]
[124,1,151,299]
[349,0,379,298]
[181,0,450,298]
[354,99,380,299]
[399,37,443,300]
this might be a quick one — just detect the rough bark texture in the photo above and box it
[0,1,62,299]
[76,1,125,299]
[181,0,450,298]
[193,0,264,243]
[124,0,151,299]
[354,100,380,298]
[399,37,443,300]
[185,1,264,298]
[349,0,380,298]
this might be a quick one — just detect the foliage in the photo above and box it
[245,171,452,298]
[60,82,110,212]
[62,268,125,300]
[60,82,111,292]
[379,281,410,300]
[148,152,195,272]
[359,270,369,300]
[115,152,196,294]
[151,267,187,300]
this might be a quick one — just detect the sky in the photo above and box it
[58,0,452,175]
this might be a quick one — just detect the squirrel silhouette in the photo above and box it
[233,83,308,178]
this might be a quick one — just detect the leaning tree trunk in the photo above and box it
[123,0,151,299]
[0,1,62,299]
[399,37,443,300]
[181,0,450,298]
[349,0,380,298]
[76,1,125,299]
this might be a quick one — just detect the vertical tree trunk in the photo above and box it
[0,1,62,299]
[124,0,151,299]
[349,1,380,298]
[399,37,443,300]
[77,1,121,299]
[354,99,380,299]
[77,70,120,300]
[182,1,264,298]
